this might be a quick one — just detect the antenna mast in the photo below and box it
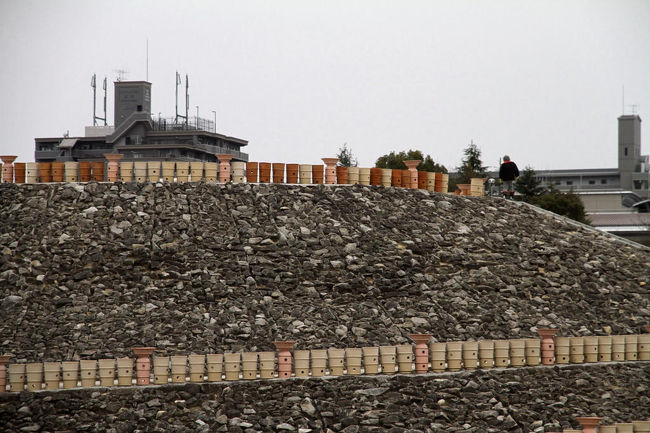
[91,74,107,126]
[175,71,188,125]
[146,39,149,82]
[185,74,189,127]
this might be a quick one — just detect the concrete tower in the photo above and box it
[114,81,152,128]
[618,114,642,191]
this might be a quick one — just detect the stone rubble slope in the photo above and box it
[0,182,648,361]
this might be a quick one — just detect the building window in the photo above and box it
[601,179,607,184]
[566,181,573,185]
[625,147,628,156]
[554,181,561,185]
[588,180,595,185]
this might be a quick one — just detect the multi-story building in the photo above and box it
[34,80,248,163]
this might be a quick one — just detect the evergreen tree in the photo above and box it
[531,190,589,224]
[336,143,358,167]
[375,149,447,172]
[456,141,488,184]
[515,166,546,201]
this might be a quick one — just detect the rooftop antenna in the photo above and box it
[626,104,639,115]
[91,74,107,126]
[622,85,625,114]
[185,74,189,127]
[146,39,149,82]
[114,69,129,82]
[175,71,188,125]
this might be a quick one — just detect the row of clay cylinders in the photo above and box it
[429,338,540,371]
[155,352,276,383]
[121,160,219,183]
[8,160,106,183]
[555,417,650,433]
[554,334,649,364]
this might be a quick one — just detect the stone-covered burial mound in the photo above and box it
[0,182,648,360]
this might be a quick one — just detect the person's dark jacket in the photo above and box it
[499,161,519,181]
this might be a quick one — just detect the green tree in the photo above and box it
[336,143,358,167]
[531,189,589,224]
[456,141,487,184]
[375,149,447,172]
[515,166,546,201]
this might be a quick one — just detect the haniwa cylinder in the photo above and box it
[241,352,258,380]
[61,361,78,389]
[426,171,436,191]
[446,342,463,371]
[161,161,175,182]
[336,166,348,184]
[509,339,526,367]
[555,337,570,364]
[259,162,271,183]
[639,334,650,361]
[286,164,299,183]
[26,162,39,183]
[396,344,413,373]
[78,161,91,182]
[299,164,312,184]
[358,168,370,185]
[327,348,345,376]
[310,349,327,377]
[92,161,105,181]
[204,162,218,182]
[14,162,26,183]
[170,355,187,383]
[525,338,541,366]
[598,425,617,433]
[312,165,324,184]
[190,161,204,182]
[206,354,224,381]
[64,161,79,182]
[612,335,625,361]
[26,362,43,391]
[381,169,392,187]
[379,346,396,374]
[463,341,478,369]
[133,162,147,182]
[98,358,115,387]
[148,161,161,182]
[231,161,245,183]
[246,162,259,183]
[116,357,133,386]
[362,346,379,374]
[417,171,428,189]
[598,335,613,362]
[8,363,26,392]
[570,337,584,364]
[51,162,65,182]
[391,169,402,187]
[369,167,382,186]
[478,340,495,369]
[39,162,52,182]
[176,161,189,182]
[583,336,599,362]
[272,163,285,183]
[119,161,133,182]
[430,342,446,372]
[615,423,635,433]
[188,354,205,382]
[294,350,310,377]
[43,362,60,390]
[224,353,241,381]
[401,169,410,188]
[153,356,169,385]
[345,348,362,375]
[79,360,96,387]
[347,166,359,184]
[632,421,650,432]
[258,352,274,379]
[494,340,510,368]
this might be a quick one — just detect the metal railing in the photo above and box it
[152,117,215,133]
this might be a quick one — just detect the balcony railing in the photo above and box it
[152,117,215,133]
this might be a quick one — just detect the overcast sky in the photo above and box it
[1,0,649,171]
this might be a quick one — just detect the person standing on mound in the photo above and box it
[499,155,519,199]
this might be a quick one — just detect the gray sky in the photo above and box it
[1,0,649,172]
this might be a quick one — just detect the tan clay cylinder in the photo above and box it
[231,161,246,183]
[381,169,392,187]
[583,336,599,362]
[26,162,39,183]
[189,161,204,182]
[298,164,312,184]
[624,334,638,360]
[170,355,187,383]
[241,352,258,380]
[397,344,413,373]
[345,348,362,375]
[206,354,224,381]
[153,356,169,385]
[64,162,78,182]
[494,340,510,368]
[446,342,463,371]
[176,161,189,182]
[327,348,345,376]
[133,162,146,182]
[8,363,26,392]
[509,339,526,367]
[161,161,175,182]
[426,171,436,191]
[463,341,478,370]
[478,340,495,369]
[79,360,96,387]
[358,168,371,185]
[188,354,205,382]
[120,161,133,182]
[61,361,79,389]
[147,161,161,182]
[258,352,274,379]
[525,338,541,366]
[98,358,115,387]
[116,358,133,386]
[430,342,446,372]
[43,362,60,390]
[555,337,570,364]
[638,334,650,361]
[612,335,625,361]
[597,426,616,433]
[598,335,613,362]
[347,166,359,184]
[224,353,241,381]
[26,362,43,391]
[310,349,327,377]
[632,421,650,432]
[204,162,218,182]
[294,350,310,378]
[362,346,379,374]
[615,423,635,433]
[379,346,396,374]
[569,337,585,364]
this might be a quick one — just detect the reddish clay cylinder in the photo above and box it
[336,166,348,184]
[246,162,259,183]
[576,417,602,433]
[408,334,432,373]
[391,169,402,187]
[403,160,421,189]
[104,154,123,182]
[0,354,11,389]
[79,162,92,182]
[1,156,17,183]
[132,347,155,385]
[259,162,271,183]
[644,325,650,333]
[272,163,285,183]
[401,169,410,188]
[322,158,339,184]
[92,161,105,181]
[13,163,26,183]
[537,328,558,365]
[39,162,52,182]
[52,162,65,182]
[286,164,299,184]
[216,154,233,183]
[312,165,324,184]
[370,168,382,186]
[417,171,428,189]
[273,341,296,379]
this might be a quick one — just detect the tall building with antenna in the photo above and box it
[34,76,248,164]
